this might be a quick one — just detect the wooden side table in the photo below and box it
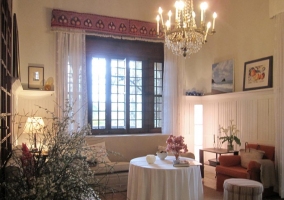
[199,148,238,178]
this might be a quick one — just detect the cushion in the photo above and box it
[90,161,129,174]
[157,145,167,152]
[83,142,111,163]
[240,148,265,168]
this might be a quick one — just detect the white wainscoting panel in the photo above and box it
[186,88,275,152]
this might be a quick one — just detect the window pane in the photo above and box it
[111,59,126,129]
[154,62,163,128]
[112,112,118,119]
[129,60,143,128]
[91,57,106,129]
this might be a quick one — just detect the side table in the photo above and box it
[199,148,238,178]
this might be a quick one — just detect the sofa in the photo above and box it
[85,134,195,193]
[215,143,276,196]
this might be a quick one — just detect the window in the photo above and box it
[86,36,164,134]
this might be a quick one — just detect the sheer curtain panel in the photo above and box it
[162,48,186,136]
[56,31,87,129]
[274,12,284,198]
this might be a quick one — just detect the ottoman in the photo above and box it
[223,178,263,200]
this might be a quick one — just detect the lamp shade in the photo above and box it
[23,117,45,134]
[23,117,45,149]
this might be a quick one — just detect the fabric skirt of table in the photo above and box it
[127,157,203,200]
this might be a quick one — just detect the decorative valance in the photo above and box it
[51,9,163,41]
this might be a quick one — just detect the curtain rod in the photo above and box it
[51,28,164,43]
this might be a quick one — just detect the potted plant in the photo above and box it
[219,120,241,151]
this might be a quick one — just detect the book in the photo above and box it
[173,160,190,167]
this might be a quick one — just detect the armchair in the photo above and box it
[215,144,276,196]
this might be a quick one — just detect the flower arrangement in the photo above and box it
[166,135,188,160]
[0,101,120,200]
[219,120,241,149]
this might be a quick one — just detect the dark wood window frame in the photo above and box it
[86,36,164,135]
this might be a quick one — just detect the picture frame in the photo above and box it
[28,66,44,89]
[243,56,273,91]
[211,59,234,94]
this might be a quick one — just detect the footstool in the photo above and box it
[223,178,263,200]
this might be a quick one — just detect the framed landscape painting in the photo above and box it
[212,59,234,94]
[243,56,273,91]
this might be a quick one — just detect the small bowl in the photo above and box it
[156,152,167,160]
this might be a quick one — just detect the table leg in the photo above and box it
[199,149,204,178]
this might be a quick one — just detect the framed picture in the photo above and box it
[211,59,234,94]
[243,56,273,91]
[28,66,44,89]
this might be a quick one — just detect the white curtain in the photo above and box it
[56,31,87,128]
[162,48,186,136]
[274,12,284,198]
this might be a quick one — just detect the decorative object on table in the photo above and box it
[243,56,273,91]
[186,90,204,96]
[166,135,188,163]
[23,117,45,151]
[44,77,54,91]
[146,154,156,164]
[214,126,223,149]
[28,66,44,89]
[156,0,217,58]
[219,120,241,151]
[173,160,189,167]
[156,151,167,160]
[212,59,234,94]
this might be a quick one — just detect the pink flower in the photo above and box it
[166,135,188,154]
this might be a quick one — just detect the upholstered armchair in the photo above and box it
[215,144,276,197]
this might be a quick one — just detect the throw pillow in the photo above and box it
[240,148,265,168]
[83,142,111,164]
[157,145,167,152]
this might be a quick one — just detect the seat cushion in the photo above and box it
[224,178,263,195]
[83,141,111,163]
[216,165,247,179]
[90,161,129,175]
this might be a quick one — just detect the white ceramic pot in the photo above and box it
[156,152,167,160]
[146,154,156,164]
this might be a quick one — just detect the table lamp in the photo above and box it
[23,117,45,150]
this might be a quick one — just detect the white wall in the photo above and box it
[184,0,274,94]
[13,0,275,94]
[12,0,278,145]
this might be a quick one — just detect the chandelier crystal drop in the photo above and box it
[156,0,217,58]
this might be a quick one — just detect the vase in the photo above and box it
[227,144,234,152]
[174,152,180,162]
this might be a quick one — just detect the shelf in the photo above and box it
[12,79,54,97]
[19,89,54,97]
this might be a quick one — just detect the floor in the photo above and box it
[99,166,222,200]
[98,166,283,200]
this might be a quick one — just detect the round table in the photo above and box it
[127,156,203,200]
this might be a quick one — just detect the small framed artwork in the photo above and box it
[243,56,273,91]
[28,66,44,89]
[212,59,234,94]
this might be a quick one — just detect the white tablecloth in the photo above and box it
[127,156,204,200]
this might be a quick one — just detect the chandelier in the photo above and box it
[156,0,217,57]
